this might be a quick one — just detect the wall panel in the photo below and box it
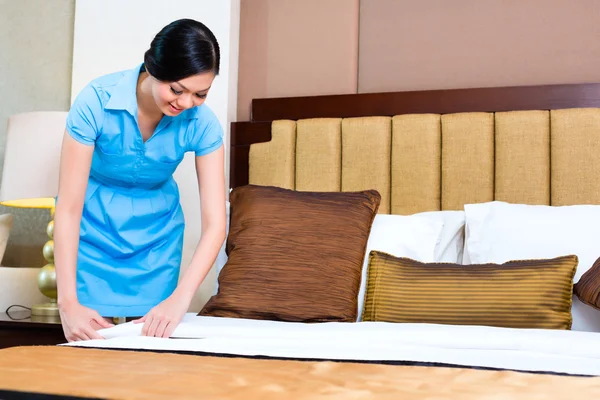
[358,0,600,94]
[237,0,360,120]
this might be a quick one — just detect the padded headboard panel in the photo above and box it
[247,108,600,214]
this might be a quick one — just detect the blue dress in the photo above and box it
[63,64,223,317]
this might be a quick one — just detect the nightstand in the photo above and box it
[0,310,65,348]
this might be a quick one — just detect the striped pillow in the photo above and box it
[574,256,600,310]
[362,252,578,330]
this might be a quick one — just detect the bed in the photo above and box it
[3,83,600,399]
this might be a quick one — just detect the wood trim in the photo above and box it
[229,122,271,189]
[230,121,272,145]
[250,83,600,122]
[230,82,600,189]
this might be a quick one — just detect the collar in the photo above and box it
[104,64,142,116]
[105,63,201,120]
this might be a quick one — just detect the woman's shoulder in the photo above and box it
[67,66,139,143]
[183,103,221,131]
[185,104,224,156]
[73,66,139,109]
[87,70,129,92]
[189,103,219,121]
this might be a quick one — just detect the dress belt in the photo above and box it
[111,316,142,324]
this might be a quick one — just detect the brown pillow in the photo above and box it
[363,251,578,330]
[200,185,381,322]
[574,256,600,310]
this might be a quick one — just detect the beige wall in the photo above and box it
[237,0,600,113]
[237,0,360,120]
[358,0,600,93]
[0,0,75,267]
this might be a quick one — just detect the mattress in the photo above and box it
[3,315,600,399]
[64,313,600,377]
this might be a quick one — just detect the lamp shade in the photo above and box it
[0,111,68,202]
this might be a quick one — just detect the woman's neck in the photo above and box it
[136,71,163,122]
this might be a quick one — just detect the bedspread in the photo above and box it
[1,346,600,400]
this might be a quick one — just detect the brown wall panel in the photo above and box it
[358,0,600,94]
[237,0,360,120]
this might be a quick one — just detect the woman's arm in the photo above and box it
[55,132,93,305]
[138,144,227,338]
[176,144,227,300]
[55,132,112,340]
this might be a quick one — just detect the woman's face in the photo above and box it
[151,71,216,116]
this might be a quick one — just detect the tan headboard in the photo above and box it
[231,83,600,214]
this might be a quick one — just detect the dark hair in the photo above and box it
[144,19,220,82]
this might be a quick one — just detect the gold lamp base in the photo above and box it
[1,198,61,320]
[33,213,59,318]
[31,301,60,318]
[32,243,59,317]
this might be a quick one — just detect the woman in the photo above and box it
[54,19,227,342]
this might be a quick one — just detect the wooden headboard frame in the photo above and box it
[230,83,600,189]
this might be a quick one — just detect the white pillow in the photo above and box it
[463,201,600,332]
[464,201,600,282]
[356,213,444,321]
[413,210,465,263]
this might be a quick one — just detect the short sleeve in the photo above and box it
[190,107,224,157]
[66,83,104,146]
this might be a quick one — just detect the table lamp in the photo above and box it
[0,111,67,318]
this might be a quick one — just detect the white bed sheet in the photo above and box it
[64,313,600,376]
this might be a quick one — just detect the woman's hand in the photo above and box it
[59,300,114,342]
[132,292,190,338]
